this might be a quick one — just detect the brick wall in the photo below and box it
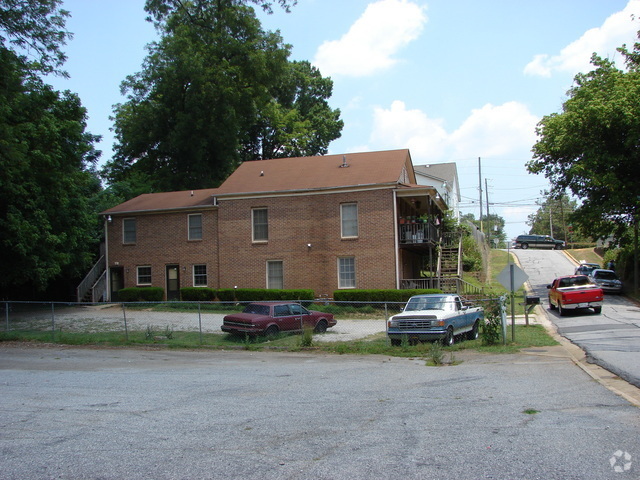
[106,188,400,299]
[106,208,219,292]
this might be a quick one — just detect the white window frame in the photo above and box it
[252,208,268,242]
[193,264,207,287]
[188,214,203,241]
[137,266,152,286]
[338,257,356,289]
[123,218,137,244]
[267,260,284,289]
[340,203,358,238]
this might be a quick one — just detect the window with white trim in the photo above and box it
[252,208,268,242]
[267,260,283,289]
[338,257,356,288]
[340,203,358,238]
[188,214,202,240]
[137,266,151,285]
[123,218,137,244]
[193,264,207,286]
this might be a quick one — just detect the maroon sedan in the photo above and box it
[221,302,336,337]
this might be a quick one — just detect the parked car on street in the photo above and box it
[546,275,603,316]
[221,302,336,337]
[588,269,623,294]
[515,234,565,250]
[574,262,600,276]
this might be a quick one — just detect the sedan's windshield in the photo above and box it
[405,297,448,311]
[595,271,618,281]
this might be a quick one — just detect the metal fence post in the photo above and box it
[51,302,55,342]
[5,302,8,332]
[198,303,203,345]
[122,303,129,341]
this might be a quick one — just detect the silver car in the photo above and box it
[589,269,622,293]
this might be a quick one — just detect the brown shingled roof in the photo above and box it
[101,188,219,215]
[101,150,415,214]
[216,149,413,196]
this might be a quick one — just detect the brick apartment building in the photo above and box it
[94,149,453,301]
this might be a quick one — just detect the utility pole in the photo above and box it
[485,178,490,219]
[478,157,483,232]
[549,200,553,238]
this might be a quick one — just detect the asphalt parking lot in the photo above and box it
[1,343,638,480]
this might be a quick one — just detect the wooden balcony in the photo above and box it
[398,221,439,245]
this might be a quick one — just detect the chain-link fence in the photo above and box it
[2,297,536,345]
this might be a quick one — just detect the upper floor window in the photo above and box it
[252,208,268,242]
[340,203,358,238]
[137,266,151,285]
[123,218,137,244]
[188,214,202,240]
[338,257,356,289]
[193,264,207,287]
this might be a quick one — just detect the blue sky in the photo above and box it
[50,0,640,239]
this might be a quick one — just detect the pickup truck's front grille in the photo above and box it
[395,317,438,330]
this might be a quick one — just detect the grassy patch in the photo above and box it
[0,324,557,357]
[565,248,603,266]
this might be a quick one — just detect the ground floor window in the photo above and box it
[193,265,207,286]
[137,266,152,285]
[267,260,283,289]
[338,257,355,288]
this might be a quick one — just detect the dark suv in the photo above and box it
[515,234,564,250]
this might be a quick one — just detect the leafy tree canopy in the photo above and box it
[0,48,102,293]
[526,192,586,242]
[0,0,71,76]
[528,37,640,244]
[1,1,103,296]
[103,0,341,192]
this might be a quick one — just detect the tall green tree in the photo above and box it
[0,1,102,295]
[0,0,70,76]
[103,0,341,192]
[528,44,640,243]
[241,60,343,161]
[526,193,580,242]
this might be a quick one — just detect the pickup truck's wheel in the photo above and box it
[466,321,479,341]
[548,296,556,310]
[558,303,566,316]
[593,306,602,314]
[521,243,529,249]
[443,327,454,346]
[314,320,328,333]
[555,244,563,250]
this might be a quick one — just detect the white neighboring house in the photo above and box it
[413,163,461,221]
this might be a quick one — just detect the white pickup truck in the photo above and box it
[387,294,484,346]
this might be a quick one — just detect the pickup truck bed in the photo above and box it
[547,275,603,316]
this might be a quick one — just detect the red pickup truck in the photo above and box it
[547,275,604,316]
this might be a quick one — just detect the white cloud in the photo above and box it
[370,100,449,157]
[368,100,539,161]
[313,0,427,77]
[449,102,539,159]
[524,0,640,77]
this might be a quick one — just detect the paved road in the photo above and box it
[1,344,639,480]
[512,249,640,388]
